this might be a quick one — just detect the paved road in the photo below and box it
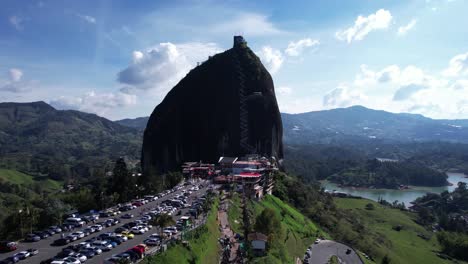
[0,181,209,264]
[306,240,363,264]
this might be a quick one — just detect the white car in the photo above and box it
[115,234,128,241]
[144,238,160,246]
[89,246,102,254]
[14,251,30,259]
[70,253,87,263]
[91,224,103,231]
[92,241,113,251]
[148,233,162,240]
[62,257,81,264]
[79,242,91,248]
[131,226,146,234]
[71,231,85,239]
[163,229,174,236]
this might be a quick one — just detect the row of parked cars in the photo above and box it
[3,181,204,264]
[0,248,38,264]
[40,185,189,264]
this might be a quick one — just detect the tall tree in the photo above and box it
[110,157,135,202]
[254,208,282,237]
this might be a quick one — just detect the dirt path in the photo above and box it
[218,195,241,263]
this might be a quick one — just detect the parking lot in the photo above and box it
[0,180,211,264]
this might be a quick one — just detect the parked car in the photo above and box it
[144,238,160,246]
[13,251,30,260]
[79,248,95,258]
[26,248,39,256]
[25,233,41,242]
[49,226,62,233]
[91,224,103,231]
[121,231,134,239]
[5,256,19,263]
[62,257,81,264]
[69,252,87,263]
[64,217,85,227]
[91,241,112,251]
[53,238,70,246]
[114,227,128,233]
[44,229,56,236]
[71,231,85,239]
[65,234,78,241]
[89,246,102,255]
[33,231,49,239]
[131,226,146,234]
[97,232,114,240]
[0,241,17,252]
[121,213,133,219]
[115,233,129,242]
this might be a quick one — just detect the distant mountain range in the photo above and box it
[0,101,141,180]
[116,105,468,145]
[1,101,468,180]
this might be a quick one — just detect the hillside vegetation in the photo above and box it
[249,195,325,263]
[329,159,448,188]
[0,101,142,181]
[334,197,465,264]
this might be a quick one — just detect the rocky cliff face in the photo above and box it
[141,36,283,177]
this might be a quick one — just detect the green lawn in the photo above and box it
[0,169,62,190]
[251,195,328,263]
[334,197,467,264]
[146,198,221,264]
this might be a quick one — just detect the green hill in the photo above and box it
[0,101,142,180]
[249,195,326,264]
[0,169,61,190]
[334,197,467,264]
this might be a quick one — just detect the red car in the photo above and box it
[0,241,17,252]
[132,202,144,207]
[130,246,145,257]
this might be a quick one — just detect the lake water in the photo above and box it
[321,172,468,207]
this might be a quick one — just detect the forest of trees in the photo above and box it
[412,182,468,261]
[329,159,448,188]
[0,158,184,239]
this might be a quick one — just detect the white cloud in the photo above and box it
[451,79,468,90]
[9,68,23,82]
[393,84,429,101]
[397,19,417,36]
[336,9,392,43]
[334,56,468,118]
[211,13,282,36]
[117,42,222,97]
[285,38,319,57]
[50,91,136,116]
[257,46,284,74]
[9,16,24,30]
[443,52,468,77]
[323,85,367,108]
[0,68,35,93]
[76,14,96,24]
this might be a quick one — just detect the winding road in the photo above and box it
[305,240,363,264]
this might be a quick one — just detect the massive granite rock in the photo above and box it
[141,36,283,177]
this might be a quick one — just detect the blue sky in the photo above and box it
[1,0,468,120]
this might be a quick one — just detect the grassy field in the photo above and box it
[0,169,62,190]
[250,195,328,264]
[146,198,221,264]
[334,197,467,264]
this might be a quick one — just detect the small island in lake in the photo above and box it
[328,158,448,189]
